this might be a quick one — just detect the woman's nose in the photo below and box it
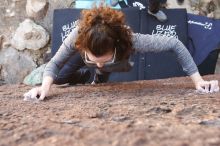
[96,63,104,68]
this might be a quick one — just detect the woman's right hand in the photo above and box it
[23,76,53,101]
[23,86,49,101]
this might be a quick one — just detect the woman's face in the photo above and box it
[85,49,116,68]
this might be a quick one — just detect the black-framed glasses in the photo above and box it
[84,48,116,66]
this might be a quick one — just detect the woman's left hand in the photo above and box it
[195,80,219,93]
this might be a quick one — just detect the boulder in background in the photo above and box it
[26,0,49,20]
[23,63,46,85]
[0,47,37,84]
[11,19,50,51]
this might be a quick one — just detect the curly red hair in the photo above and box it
[75,5,133,60]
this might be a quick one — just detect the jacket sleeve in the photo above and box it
[43,27,79,80]
[132,33,198,76]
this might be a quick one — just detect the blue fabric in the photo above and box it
[51,9,81,56]
[139,9,188,79]
[187,13,220,65]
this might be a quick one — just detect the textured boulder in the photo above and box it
[213,0,220,18]
[0,35,10,49]
[11,19,49,51]
[0,35,3,49]
[0,47,36,84]
[167,0,220,18]
[23,64,46,85]
[26,0,49,20]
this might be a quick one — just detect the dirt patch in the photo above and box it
[1,75,220,146]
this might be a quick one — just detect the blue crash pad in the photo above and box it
[187,13,220,65]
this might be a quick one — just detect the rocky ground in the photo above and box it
[0,75,220,146]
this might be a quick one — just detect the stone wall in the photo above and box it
[166,0,220,74]
[0,0,219,84]
[0,0,73,84]
[167,0,220,18]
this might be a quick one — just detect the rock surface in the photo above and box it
[0,75,220,146]
[0,47,36,84]
[26,0,49,20]
[167,0,220,18]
